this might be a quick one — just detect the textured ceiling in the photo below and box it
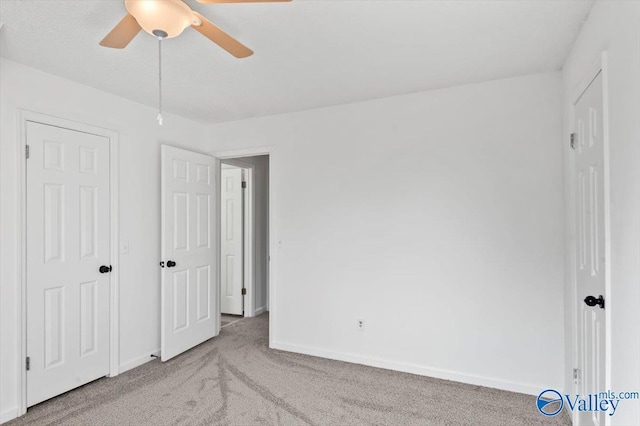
[0,0,593,123]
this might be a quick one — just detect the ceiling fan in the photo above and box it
[100,0,291,58]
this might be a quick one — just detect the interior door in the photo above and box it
[26,122,111,407]
[161,145,218,361]
[220,167,244,315]
[574,71,607,426]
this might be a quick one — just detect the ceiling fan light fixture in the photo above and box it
[125,0,197,39]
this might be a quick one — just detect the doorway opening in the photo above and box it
[159,145,273,361]
[218,155,270,328]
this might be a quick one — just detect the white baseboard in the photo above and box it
[254,306,267,316]
[1,407,19,424]
[271,341,546,396]
[1,351,160,425]
[119,349,160,374]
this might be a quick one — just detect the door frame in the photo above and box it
[568,51,611,424]
[16,110,120,416]
[211,146,274,344]
[220,160,255,317]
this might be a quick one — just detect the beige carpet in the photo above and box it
[221,314,243,328]
[10,314,569,425]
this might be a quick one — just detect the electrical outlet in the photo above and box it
[357,319,365,331]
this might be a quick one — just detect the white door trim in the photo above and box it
[220,159,255,317]
[568,51,611,425]
[211,146,274,343]
[16,109,120,416]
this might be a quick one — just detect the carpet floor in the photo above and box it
[221,314,243,328]
[10,313,570,425]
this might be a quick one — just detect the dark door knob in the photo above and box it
[99,265,112,274]
[584,295,605,309]
[166,260,176,268]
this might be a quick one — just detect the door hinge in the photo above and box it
[25,145,30,159]
[570,133,576,150]
[573,368,580,382]
[242,181,247,189]
[26,356,30,371]
[241,288,247,295]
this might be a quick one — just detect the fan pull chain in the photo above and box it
[157,38,163,126]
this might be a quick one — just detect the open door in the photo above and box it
[161,145,218,361]
[220,167,244,315]
[573,71,607,426]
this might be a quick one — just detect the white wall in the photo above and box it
[562,2,640,424]
[207,72,565,395]
[0,59,209,422]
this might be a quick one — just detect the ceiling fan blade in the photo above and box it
[191,12,253,58]
[99,13,142,49]
[197,0,291,3]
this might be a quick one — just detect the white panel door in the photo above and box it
[574,71,607,426]
[161,145,217,361]
[220,167,244,315]
[26,122,110,407]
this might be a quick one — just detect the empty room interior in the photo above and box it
[0,0,639,425]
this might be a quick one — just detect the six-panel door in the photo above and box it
[26,122,111,407]
[574,71,607,426]
[161,145,218,361]
[221,167,244,315]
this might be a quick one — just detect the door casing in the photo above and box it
[211,147,274,342]
[568,52,612,425]
[16,110,120,416]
